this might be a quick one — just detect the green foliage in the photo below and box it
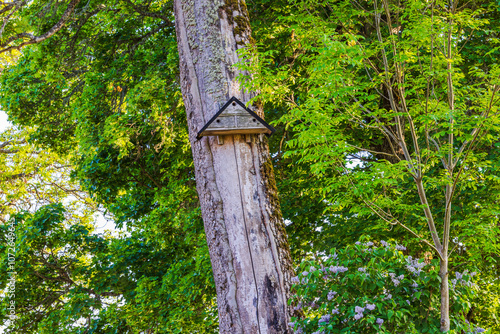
[0,203,217,333]
[0,1,218,332]
[1,0,500,332]
[290,238,481,333]
[239,0,500,329]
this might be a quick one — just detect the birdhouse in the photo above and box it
[197,97,275,141]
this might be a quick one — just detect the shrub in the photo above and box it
[289,237,483,333]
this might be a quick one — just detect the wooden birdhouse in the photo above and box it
[197,97,275,141]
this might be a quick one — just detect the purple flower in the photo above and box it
[319,314,331,324]
[354,313,363,320]
[366,303,376,311]
[406,300,411,305]
[329,265,348,273]
[291,276,300,284]
[354,306,365,314]
[358,267,366,272]
[406,256,426,276]
[380,240,389,247]
[396,244,406,251]
[376,318,384,326]
[327,290,337,301]
[332,308,339,315]
[302,271,309,276]
[388,273,403,286]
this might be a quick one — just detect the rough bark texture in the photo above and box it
[173,0,294,333]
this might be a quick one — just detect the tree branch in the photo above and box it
[0,0,82,54]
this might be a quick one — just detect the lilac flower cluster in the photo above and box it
[450,270,477,289]
[395,244,407,251]
[464,320,486,333]
[376,318,384,328]
[355,241,375,248]
[289,322,304,334]
[405,256,426,276]
[353,306,365,320]
[329,265,348,274]
[355,306,365,313]
[327,290,337,301]
[318,314,331,324]
[351,302,378,321]
[380,240,390,248]
[389,272,404,286]
[382,288,393,300]
[328,252,339,260]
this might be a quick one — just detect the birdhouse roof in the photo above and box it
[196,96,275,139]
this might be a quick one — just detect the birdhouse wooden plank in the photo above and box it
[197,97,275,139]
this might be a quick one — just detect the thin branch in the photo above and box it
[123,0,170,21]
[340,161,443,259]
[346,144,398,158]
[0,0,82,54]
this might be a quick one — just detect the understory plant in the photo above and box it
[289,238,485,333]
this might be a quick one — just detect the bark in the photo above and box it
[439,257,450,332]
[173,0,294,333]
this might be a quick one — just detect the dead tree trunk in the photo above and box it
[173,0,294,333]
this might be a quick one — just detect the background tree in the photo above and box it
[240,0,500,331]
[0,1,218,332]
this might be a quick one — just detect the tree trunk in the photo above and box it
[173,0,294,333]
[439,257,450,332]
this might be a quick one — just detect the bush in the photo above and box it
[289,237,483,333]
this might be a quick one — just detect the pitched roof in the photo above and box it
[196,96,275,139]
